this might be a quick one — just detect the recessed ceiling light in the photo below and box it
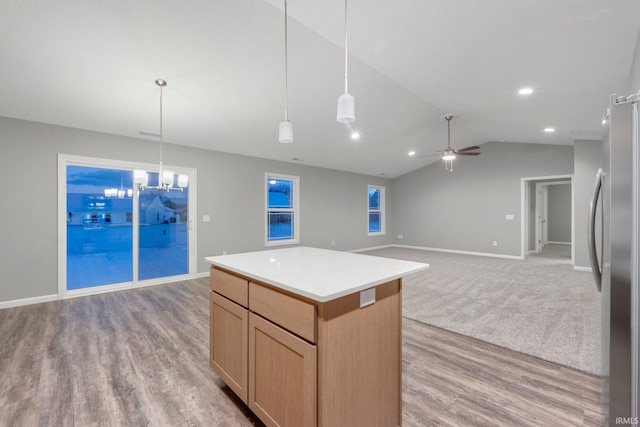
[544,127,555,133]
[351,131,360,140]
[518,88,533,95]
[408,150,416,156]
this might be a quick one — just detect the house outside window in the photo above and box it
[368,185,385,235]
[266,173,300,246]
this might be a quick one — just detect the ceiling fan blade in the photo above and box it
[456,145,481,153]
[457,152,480,156]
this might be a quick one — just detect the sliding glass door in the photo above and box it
[138,171,189,280]
[66,165,134,290]
[60,155,195,295]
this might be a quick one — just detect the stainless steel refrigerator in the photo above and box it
[589,92,640,426]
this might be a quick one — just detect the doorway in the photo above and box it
[58,155,197,297]
[521,175,574,263]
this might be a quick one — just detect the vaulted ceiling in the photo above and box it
[1,1,639,177]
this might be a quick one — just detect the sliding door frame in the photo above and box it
[57,154,198,299]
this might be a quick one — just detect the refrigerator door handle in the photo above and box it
[588,168,603,292]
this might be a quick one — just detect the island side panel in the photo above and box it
[317,279,402,427]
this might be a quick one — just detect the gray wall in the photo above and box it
[0,117,393,303]
[547,183,571,243]
[573,140,602,268]
[631,29,640,93]
[391,141,574,257]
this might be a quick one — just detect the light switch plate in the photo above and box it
[203,215,211,222]
[360,288,376,308]
[505,214,514,220]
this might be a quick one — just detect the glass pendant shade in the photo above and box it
[162,170,174,187]
[442,153,456,161]
[337,92,355,124]
[134,169,148,186]
[177,174,189,189]
[279,120,293,143]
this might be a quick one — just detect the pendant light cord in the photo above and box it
[159,83,164,164]
[343,0,349,94]
[284,0,289,121]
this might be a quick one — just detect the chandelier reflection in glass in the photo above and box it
[134,79,188,191]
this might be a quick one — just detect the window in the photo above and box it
[266,173,300,246]
[368,185,385,235]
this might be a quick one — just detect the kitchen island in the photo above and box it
[205,246,428,427]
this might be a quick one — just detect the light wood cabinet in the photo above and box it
[210,291,248,403]
[249,312,317,427]
[210,266,402,427]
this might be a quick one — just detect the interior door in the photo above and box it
[535,183,548,253]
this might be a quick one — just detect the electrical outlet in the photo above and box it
[493,241,498,247]
[397,234,404,239]
[360,288,376,308]
[331,240,335,246]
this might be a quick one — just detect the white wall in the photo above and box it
[0,117,393,304]
[391,141,574,257]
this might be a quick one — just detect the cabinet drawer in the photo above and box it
[210,267,249,308]
[249,282,317,343]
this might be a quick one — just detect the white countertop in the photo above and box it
[205,246,429,302]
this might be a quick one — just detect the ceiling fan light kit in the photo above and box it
[441,114,481,172]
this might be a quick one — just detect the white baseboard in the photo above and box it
[390,244,524,260]
[573,266,592,272]
[1,272,211,310]
[0,294,59,310]
[349,244,394,253]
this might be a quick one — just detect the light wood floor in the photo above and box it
[0,278,603,426]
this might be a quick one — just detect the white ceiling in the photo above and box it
[1,0,639,177]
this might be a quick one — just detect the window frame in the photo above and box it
[367,185,385,236]
[265,172,300,246]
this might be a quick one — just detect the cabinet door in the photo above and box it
[210,292,248,403]
[249,313,317,427]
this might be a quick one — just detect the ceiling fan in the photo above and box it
[440,114,480,171]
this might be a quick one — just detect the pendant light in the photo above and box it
[336,0,355,124]
[134,79,188,191]
[278,0,293,143]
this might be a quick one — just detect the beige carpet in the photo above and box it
[364,247,601,375]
